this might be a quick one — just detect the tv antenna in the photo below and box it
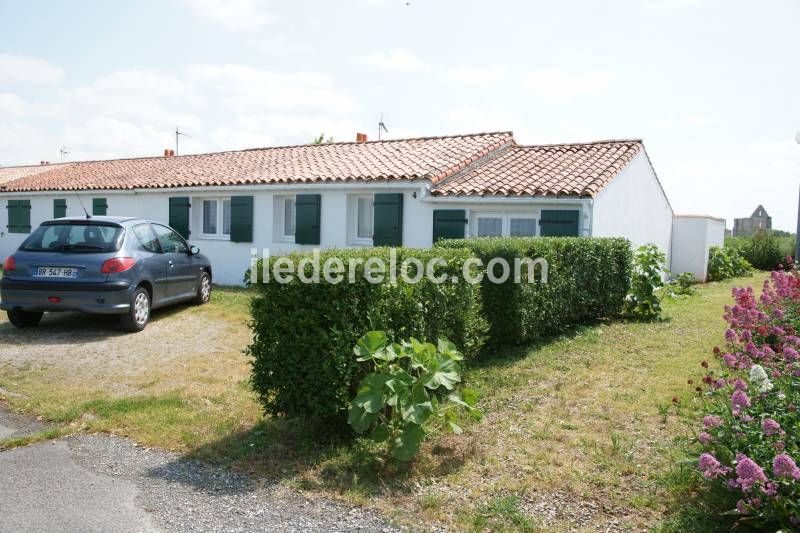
[378,114,389,140]
[59,146,70,162]
[175,127,190,156]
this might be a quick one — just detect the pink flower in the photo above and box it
[733,379,748,391]
[773,454,800,479]
[698,432,713,445]
[725,328,737,342]
[736,454,767,492]
[762,418,781,436]
[699,453,731,479]
[722,353,737,367]
[703,415,723,428]
[731,390,751,414]
[763,482,778,497]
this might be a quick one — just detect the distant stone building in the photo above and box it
[733,205,772,236]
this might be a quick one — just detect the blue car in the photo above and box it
[1,216,212,332]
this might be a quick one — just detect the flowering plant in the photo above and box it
[688,262,800,529]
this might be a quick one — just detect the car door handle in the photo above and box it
[169,260,174,268]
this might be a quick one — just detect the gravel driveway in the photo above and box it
[0,407,395,532]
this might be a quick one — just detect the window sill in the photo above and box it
[196,234,231,241]
[348,238,374,247]
[273,236,296,244]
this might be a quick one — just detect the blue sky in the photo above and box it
[1,0,799,229]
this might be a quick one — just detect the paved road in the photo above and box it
[0,407,394,532]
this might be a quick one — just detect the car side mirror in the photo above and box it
[189,245,200,256]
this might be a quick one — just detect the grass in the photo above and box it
[0,273,767,530]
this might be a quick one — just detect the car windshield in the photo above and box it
[20,223,124,253]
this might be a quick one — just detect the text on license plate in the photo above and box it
[34,267,78,278]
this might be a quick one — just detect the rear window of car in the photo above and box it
[20,223,124,253]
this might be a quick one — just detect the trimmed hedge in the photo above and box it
[437,237,632,345]
[247,248,487,421]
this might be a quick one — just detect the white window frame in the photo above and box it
[198,197,232,240]
[274,194,296,243]
[469,211,538,238]
[347,194,374,246]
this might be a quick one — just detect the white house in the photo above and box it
[0,131,682,285]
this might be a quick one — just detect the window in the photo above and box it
[357,196,373,239]
[199,197,231,238]
[92,198,107,216]
[132,223,161,253]
[152,224,188,254]
[477,217,503,237]
[283,197,296,237]
[510,217,537,237]
[203,200,217,234]
[20,223,123,253]
[471,211,539,238]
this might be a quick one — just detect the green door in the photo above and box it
[373,193,403,246]
[53,199,67,219]
[168,197,191,239]
[295,194,321,245]
[539,210,580,236]
[92,198,108,216]
[433,209,467,242]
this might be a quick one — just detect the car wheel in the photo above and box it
[120,286,150,332]
[193,272,211,305]
[7,309,43,328]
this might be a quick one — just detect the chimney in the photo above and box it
[164,149,170,157]
[40,160,45,165]
[169,149,175,157]
[356,132,368,143]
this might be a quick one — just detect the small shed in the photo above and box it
[670,215,726,282]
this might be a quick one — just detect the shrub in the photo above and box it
[665,272,697,297]
[347,331,480,461]
[624,244,667,320]
[708,246,753,281]
[437,237,632,346]
[247,247,487,422]
[683,270,800,529]
[726,231,795,271]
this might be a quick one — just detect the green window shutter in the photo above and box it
[54,199,67,219]
[7,200,31,234]
[92,198,108,216]
[433,209,467,242]
[230,195,254,243]
[373,193,403,247]
[539,209,580,237]
[6,200,18,233]
[168,197,191,239]
[295,194,321,245]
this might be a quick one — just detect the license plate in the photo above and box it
[34,266,78,279]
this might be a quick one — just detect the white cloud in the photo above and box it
[0,53,63,84]
[179,0,274,31]
[186,64,357,114]
[357,49,430,71]
[524,68,614,100]
[0,63,361,163]
[443,66,509,86]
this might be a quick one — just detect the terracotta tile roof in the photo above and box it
[431,139,643,197]
[0,132,514,192]
[0,163,72,186]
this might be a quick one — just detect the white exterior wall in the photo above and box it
[670,215,726,281]
[590,152,674,261]
[0,183,432,285]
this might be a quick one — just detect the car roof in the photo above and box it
[47,215,146,225]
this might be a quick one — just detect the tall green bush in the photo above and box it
[725,230,795,270]
[247,248,487,422]
[623,244,666,320]
[436,237,632,346]
[707,246,752,281]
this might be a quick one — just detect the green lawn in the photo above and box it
[0,274,765,531]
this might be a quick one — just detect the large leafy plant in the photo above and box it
[347,331,480,461]
[624,243,667,320]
